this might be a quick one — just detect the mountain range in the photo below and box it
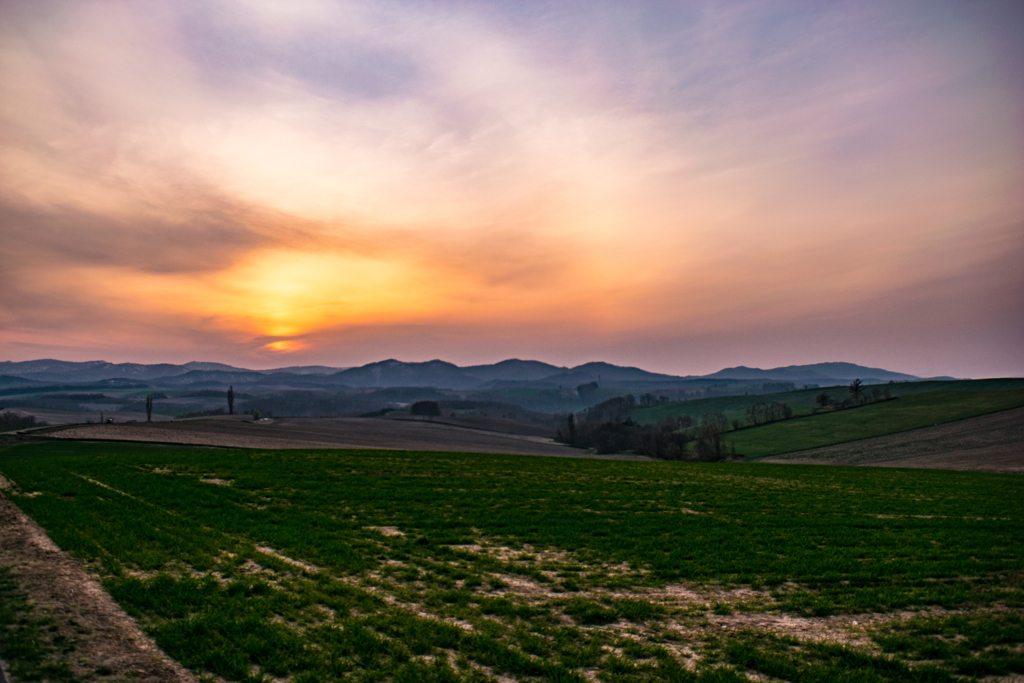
[0,358,931,390]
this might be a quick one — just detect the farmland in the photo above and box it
[632,379,1024,426]
[1,440,1022,681]
[759,406,1024,473]
[728,388,1024,458]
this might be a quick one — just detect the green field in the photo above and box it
[1,441,1022,682]
[632,378,1024,426]
[727,388,1024,457]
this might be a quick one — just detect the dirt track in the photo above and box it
[759,406,1024,473]
[0,479,195,682]
[42,416,649,460]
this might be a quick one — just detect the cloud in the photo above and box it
[0,0,1021,375]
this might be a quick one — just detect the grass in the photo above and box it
[872,612,1024,678]
[0,567,81,682]
[632,378,1024,426]
[0,440,1022,681]
[720,631,957,682]
[728,388,1024,457]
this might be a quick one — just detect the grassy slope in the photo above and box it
[729,388,1024,458]
[631,378,1024,426]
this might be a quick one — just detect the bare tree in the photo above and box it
[227,386,235,416]
[145,394,154,422]
[693,413,729,461]
[849,378,864,403]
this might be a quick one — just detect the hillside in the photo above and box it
[632,378,1024,426]
[729,388,1024,457]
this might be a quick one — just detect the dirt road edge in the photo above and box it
[0,483,197,683]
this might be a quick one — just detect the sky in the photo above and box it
[0,0,1021,378]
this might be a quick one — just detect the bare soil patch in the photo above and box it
[384,414,557,438]
[0,485,196,683]
[758,406,1024,474]
[41,417,649,459]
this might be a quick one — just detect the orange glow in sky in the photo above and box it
[0,0,1021,377]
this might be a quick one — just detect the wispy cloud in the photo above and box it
[1,0,1020,374]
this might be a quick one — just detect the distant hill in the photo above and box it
[264,365,347,375]
[463,359,567,382]
[0,360,194,383]
[525,362,688,388]
[703,362,920,384]
[332,360,483,389]
[0,357,931,391]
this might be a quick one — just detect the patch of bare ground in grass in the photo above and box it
[379,536,909,650]
[0,482,196,683]
[253,545,320,573]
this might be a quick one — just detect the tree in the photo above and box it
[693,413,729,461]
[815,392,832,408]
[849,378,864,403]
[746,401,792,425]
[227,386,235,416]
[411,400,441,418]
[145,394,154,422]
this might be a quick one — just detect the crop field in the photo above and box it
[1,440,1023,682]
[728,389,1024,458]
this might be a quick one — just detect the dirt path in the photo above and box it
[0,480,196,682]
[758,406,1024,473]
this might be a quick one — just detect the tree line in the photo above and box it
[554,378,892,460]
[555,395,733,461]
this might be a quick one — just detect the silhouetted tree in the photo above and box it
[849,378,864,403]
[411,400,441,418]
[583,396,633,423]
[815,392,832,408]
[693,413,729,461]
[145,394,154,422]
[0,411,46,432]
[227,386,235,416]
[746,401,793,425]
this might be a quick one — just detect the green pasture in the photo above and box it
[728,388,1024,458]
[1,440,1022,682]
[632,378,1024,426]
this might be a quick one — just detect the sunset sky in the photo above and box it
[1,0,1021,377]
